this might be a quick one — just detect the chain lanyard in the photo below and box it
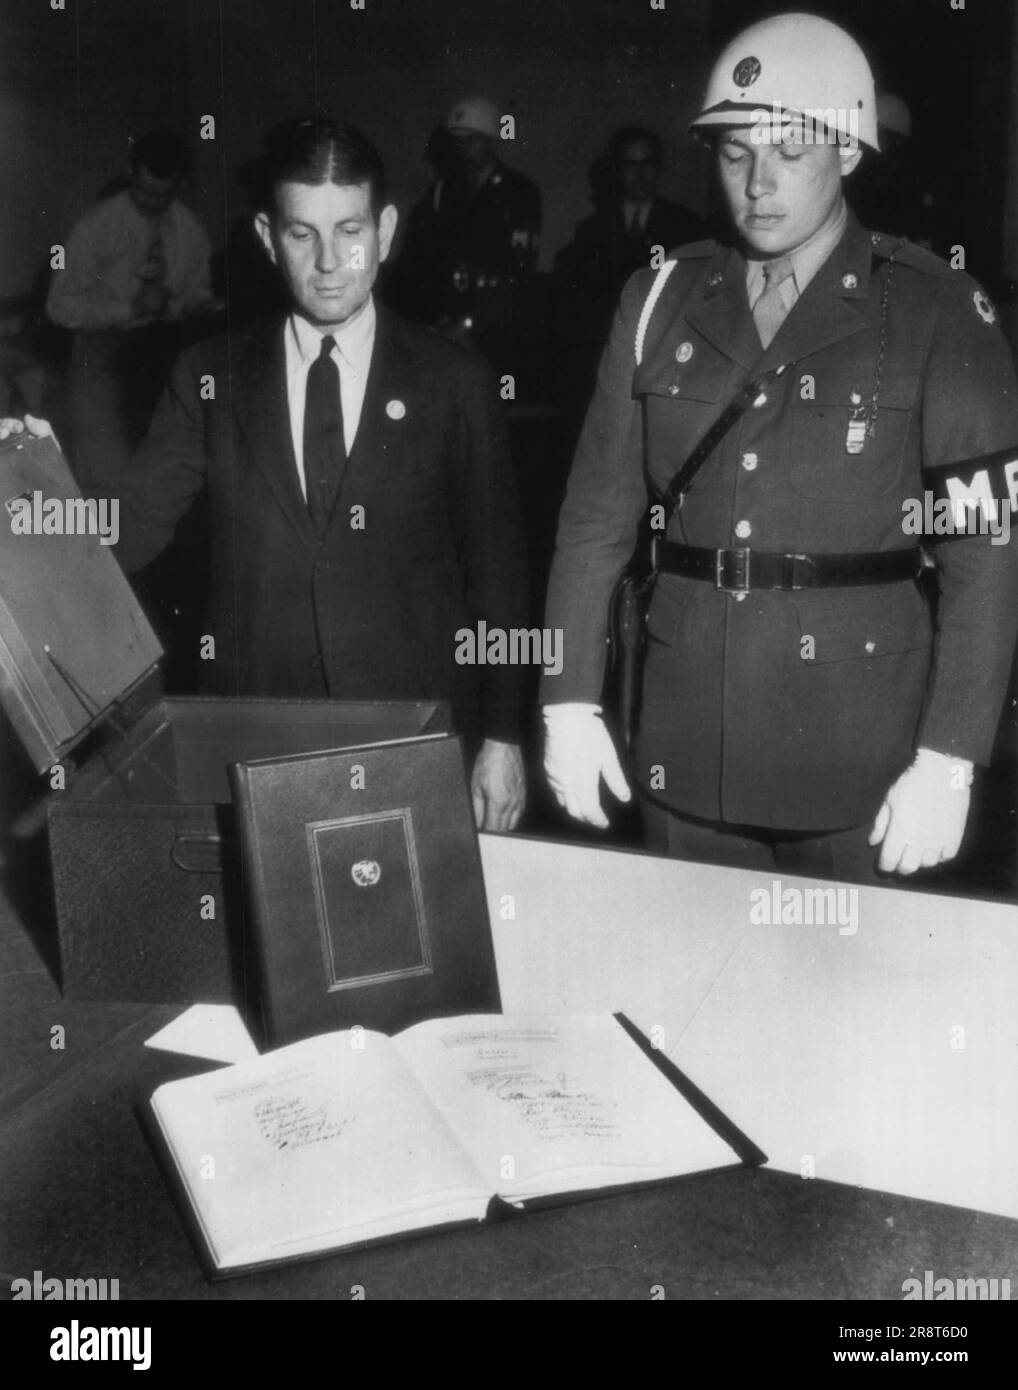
[864,239,903,442]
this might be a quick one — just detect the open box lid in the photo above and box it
[0,432,162,773]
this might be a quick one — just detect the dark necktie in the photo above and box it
[303,335,346,531]
[752,257,795,349]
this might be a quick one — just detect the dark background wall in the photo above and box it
[2,0,1014,303]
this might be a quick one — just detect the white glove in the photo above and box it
[868,747,973,874]
[543,703,631,829]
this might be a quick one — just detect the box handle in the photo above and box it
[170,832,222,874]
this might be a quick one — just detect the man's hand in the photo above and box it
[0,414,53,441]
[868,747,973,874]
[543,703,631,829]
[471,739,525,832]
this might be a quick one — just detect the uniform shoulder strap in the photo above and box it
[634,259,678,365]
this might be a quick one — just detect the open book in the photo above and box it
[149,1013,764,1276]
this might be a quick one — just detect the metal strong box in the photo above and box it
[0,432,447,1003]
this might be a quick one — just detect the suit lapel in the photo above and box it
[232,317,318,548]
[331,307,414,523]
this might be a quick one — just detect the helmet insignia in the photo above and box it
[733,56,761,88]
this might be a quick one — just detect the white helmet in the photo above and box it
[445,96,500,139]
[691,12,880,152]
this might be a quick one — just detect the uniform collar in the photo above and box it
[745,199,848,301]
[688,211,874,370]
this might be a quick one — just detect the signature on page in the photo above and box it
[253,1092,351,1151]
[465,1066,620,1141]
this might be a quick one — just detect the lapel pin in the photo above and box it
[386,399,406,420]
[842,272,859,290]
[675,341,694,363]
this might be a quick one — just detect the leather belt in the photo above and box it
[654,541,924,593]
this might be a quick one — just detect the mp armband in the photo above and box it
[906,446,1018,540]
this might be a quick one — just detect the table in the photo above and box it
[1,832,1016,1300]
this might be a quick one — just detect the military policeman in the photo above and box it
[393,96,541,374]
[541,12,1018,881]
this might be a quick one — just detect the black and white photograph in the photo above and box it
[1,0,1016,1350]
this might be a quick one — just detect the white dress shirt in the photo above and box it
[623,198,653,233]
[284,296,376,499]
[46,190,212,331]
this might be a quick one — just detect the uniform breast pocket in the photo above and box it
[788,376,918,503]
[633,356,729,494]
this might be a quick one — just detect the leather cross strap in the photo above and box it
[656,541,924,593]
[651,363,794,530]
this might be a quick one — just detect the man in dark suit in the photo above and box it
[541,14,1018,881]
[113,117,529,830]
[555,127,705,413]
[559,127,706,302]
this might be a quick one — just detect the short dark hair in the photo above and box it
[131,131,188,179]
[254,116,387,219]
[610,126,663,166]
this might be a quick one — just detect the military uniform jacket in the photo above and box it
[114,308,529,746]
[395,162,541,323]
[543,215,1018,830]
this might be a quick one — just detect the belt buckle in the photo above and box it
[715,547,751,593]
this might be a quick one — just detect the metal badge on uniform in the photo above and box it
[845,391,867,454]
[386,399,406,421]
[675,341,694,364]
